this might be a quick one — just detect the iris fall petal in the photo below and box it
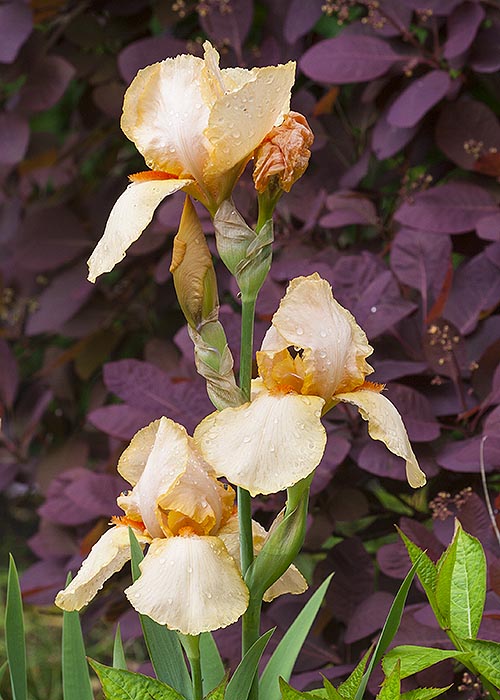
[195,390,326,496]
[87,179,191,282]
[125,535,249,635]
[335,388,426,488]
[55,526,148,611]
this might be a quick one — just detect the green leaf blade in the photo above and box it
[113,624,127,670]
[5,556,27,700]
[225,629,274,700]
[401,687,452,700]
[382,646,461,680]
[199,632,225,695]
[376,660,400,700]
[62,595,94,700]
[89,660,185,700]
[460,639,500,687]
[260,574,333,700]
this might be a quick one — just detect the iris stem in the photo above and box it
[179,634,203,700]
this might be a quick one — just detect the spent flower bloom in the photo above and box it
[87,41,295,282]
[252,111,314,195]
[55,417,302,634]
[195,274,427,496]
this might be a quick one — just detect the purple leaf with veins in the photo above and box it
[17,56,75,113]
[387,71,450,128]
[385,383,441,442]
[444,250,500,334]
[395,182,498,233]
[199,0,253,57]
[470,11,500,73]
[390,228,452,299]
[477,213,500,242]
[399,0,461,13]
[320,190,378,228]
[344,591,393,644]
[435,98,500,170]
[444,1,485,59]
[300,35,403,84]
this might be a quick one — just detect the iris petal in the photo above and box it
[55,526,148,611]
[125,535,249,635]
[87,179,192,282]
[336,388,426,488]
[195,390,326,496]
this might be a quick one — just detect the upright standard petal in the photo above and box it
[121,55,211,181]
[335,388,426,488]
[205,61,296,177]
[125,535,249,635]
[195,389,326,496]
[259,274,373,400]
[55,526,146,611]
[87,178,192,282]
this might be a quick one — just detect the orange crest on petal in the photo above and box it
[129,170,179,182]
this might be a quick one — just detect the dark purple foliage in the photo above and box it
[387,71,451,128]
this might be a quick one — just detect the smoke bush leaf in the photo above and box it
[387,71,450,128]
[300,35,403,84]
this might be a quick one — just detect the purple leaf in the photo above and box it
[387,71,450,128]
[339,148,371,189]
[371,359,428,383]
[0,340,19,409]
[103,359,213,434]
[437,436,500,473]
[199,0,254,57]
[470,11,500,73]
[395,182,498,234]
[385,384,441,441]
[92,81,126,119]
[25,263,94,336]
[17,206,91,272]
[300,35,403,84]
[351,270,417,338]
[65,472,125,520]
[477,213,500,241]
[0,112,29,165]
[345,591,394,644]
[443,1,485,59]
[118,35,189,83]
[372,110,418,159]
[373,0,413,38]
[316,537,374,623]
[0,2,32,63]
[378,517,444,578]
[444,250,500,334]
[16,55,75,113]
[28,521,78,560]
[311,433,351,496]
[320,190,378,228]
[88,404,161,441]
[435,98,500,170]
[284,0,323,44]
[20,560,67,606]
[357,440,438,481]
[391,228,452,299]
[38,468,105,525]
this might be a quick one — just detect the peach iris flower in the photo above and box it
[195,274,427,496]
[87,41,295,282]
[55,417,303,634]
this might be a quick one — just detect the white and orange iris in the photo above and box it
[55,417,304,634]
[195,274,427,496]
[87,41,295,282]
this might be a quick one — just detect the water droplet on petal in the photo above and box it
[243,436,251,443]
[371,306,377,313]
[320,330,327,338]
[296,326,304,336]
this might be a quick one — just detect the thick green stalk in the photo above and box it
[179,634,203,700]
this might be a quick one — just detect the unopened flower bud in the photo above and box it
[252,111,314,194]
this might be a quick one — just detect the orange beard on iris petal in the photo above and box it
[356,380,386,393]
[128,170,179,182]
[111,515,146,531]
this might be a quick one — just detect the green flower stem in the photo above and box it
[179,634,203,700]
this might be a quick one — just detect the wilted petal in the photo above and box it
[259,274,373,400]
[55,526,148,611]
[218,517,307,602]
[195,389,326,496]
[121,55,211,180]
[87,179,192,282]
[125,535,249,635]
[205,62,295,178]
[335,388,426,488]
